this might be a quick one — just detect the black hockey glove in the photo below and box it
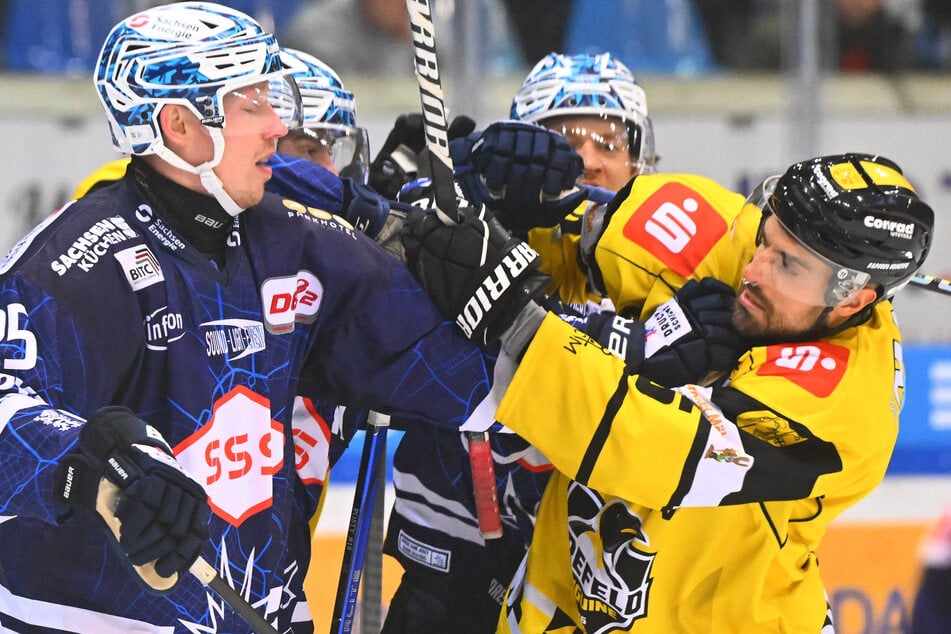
[584,278,739,386]
[450,120,586,234]
[55,406,209,591]
[401,205,550,347]
[369,113,476,199]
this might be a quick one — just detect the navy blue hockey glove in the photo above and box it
[585,278,740,385]
[341,179,391,239]
[449,120,586,234]
[370,113,476,199]
[401,205,550,347]
[55,406,209,591]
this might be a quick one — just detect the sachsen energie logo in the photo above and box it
[622,182,726,278]
[757,341,851,397]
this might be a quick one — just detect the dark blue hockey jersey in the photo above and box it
[0,175,492,633]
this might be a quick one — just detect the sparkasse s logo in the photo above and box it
[622,182,727,278]
[757,341,850,397]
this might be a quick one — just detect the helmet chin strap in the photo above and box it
[153,127,246,217]
[198,168,244,217]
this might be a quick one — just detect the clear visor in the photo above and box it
[546,115,657,175]
[278,125,371,184]
[745,176,871,308]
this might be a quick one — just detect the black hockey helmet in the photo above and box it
[766,153,934,302]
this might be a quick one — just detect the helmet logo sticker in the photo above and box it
[812,164,839,199]
[622,182,726,278]
[863,215,915,239]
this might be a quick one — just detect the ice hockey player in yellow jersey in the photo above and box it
[400,153,934,633]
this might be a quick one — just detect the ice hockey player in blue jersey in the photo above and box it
[0,3,518,633]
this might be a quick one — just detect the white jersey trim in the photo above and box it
[0,582,174,633]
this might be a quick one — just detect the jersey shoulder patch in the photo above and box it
[620,181,727,277]
[756,341,851,398]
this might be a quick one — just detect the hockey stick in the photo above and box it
[405,0,462,226]
[359,437,387,632]
[406,0,504,540]
[96,480,279,634]
[909,273,951,296]
[330,411,390,634]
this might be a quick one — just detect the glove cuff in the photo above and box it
[643,296,694,359]
[500,300,547,359]
[461,243,548,347]
[53,453,100,519]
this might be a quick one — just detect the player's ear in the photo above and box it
[830,285,879,320]
[157,104,190,145]
[157,104,212,163]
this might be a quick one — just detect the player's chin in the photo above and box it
[731,303,763,339]
[234,186,266,209]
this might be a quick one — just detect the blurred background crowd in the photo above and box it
[3,0,951,77]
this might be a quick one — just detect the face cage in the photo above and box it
[748,176,872,307]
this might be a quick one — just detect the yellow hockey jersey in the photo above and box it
[493,174,904,633]
[527,173,757,317]
[527,202,599,305]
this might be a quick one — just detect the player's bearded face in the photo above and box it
[216,83,289,208]
[732,216,836,345]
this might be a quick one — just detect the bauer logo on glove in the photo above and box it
[584,277,740,386]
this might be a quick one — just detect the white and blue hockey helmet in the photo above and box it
[511,52,657,173]
[270,48,371,183]
[94,2,296,214]
[95,2,292,156]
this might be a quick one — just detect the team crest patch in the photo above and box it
[567,483,653,633]
[756,341,850,398]
[622,182,726,278]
